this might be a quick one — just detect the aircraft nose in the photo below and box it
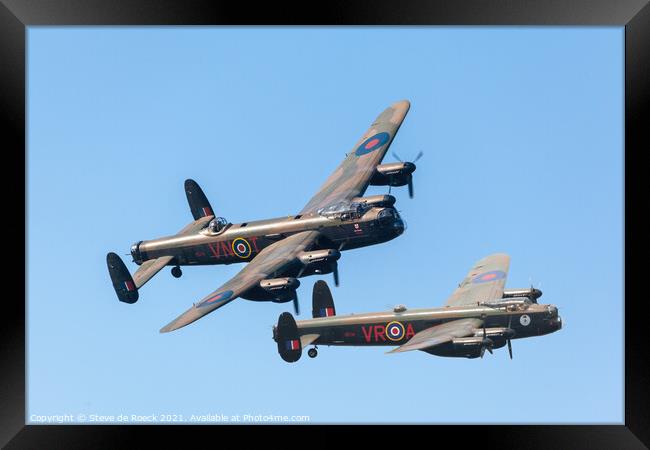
[549,316,562,330]
[394,218,406,235]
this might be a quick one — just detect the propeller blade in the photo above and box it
[332,261,339,287]
[479,325,487,358]
[413,151,424,162]
[506,315,513,358]
[407,175,414,198]
[392,151,403,162]
[293,294,300,315]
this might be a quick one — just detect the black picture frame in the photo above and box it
[2,1,646,448]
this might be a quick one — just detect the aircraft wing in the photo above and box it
[444,254,511,307]
[386,318,482,354]
[159,230,320,333]
[131,215,214,289]
[299,100,411,215]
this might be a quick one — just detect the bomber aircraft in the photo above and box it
[273,254,561,362]
[107,100,416,333]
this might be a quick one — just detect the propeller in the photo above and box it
[296,242,343,288]
[297,266,306,278]
[292,293,300,315]
[391,151,423,199]
[528,276,543,290]
[507,315,513,359]
[480,325,493,358]
[535,280,543,299]
[392,150,423,163]
[332,260,339,287]
[332,241,347,287]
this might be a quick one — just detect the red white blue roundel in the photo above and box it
[199,290,234,308]
[385,321,405,341]
[232,238,252,259]
[355,132,390,156]
[472,270,507,284]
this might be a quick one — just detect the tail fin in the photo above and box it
[185,179,214,220]
[275,312,302,362]
[106,252,139,303]
[312,280,336,318]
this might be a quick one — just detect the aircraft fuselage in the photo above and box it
[281,302,562,358]
[131,206,405,267]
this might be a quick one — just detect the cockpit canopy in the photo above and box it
[317,201,370,221]
[208,216,229,234]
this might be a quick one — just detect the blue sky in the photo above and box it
[27,27,623,424]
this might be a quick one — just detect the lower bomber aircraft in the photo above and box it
[273,254,561,361]
[107,100,417,333]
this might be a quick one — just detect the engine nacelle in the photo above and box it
[503,287,543,302]
[472,327,515,346]
[369,162,416,187]
[260,277,300,293]
[350,194,396,209]
[259,277,300,302]
[451,336,494,358]
[297,249,341,266]
[296,249,341,277]
[422,335,495,358]
[480,298,532,311]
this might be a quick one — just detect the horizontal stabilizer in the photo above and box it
[185,179,214,220]
[312,280,336,318]
[106,252,139,303]
[132,255,173,289]
[300,334,320,348]
[276,312,302,362]
[129,218,211,292]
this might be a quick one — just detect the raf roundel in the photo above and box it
[232,237,252,259]
[199,290,234,308]
[472,270,507,284]
[355,132,390,156]
[385,321,406,341]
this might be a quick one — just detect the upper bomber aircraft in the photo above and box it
[107,100,415,333]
